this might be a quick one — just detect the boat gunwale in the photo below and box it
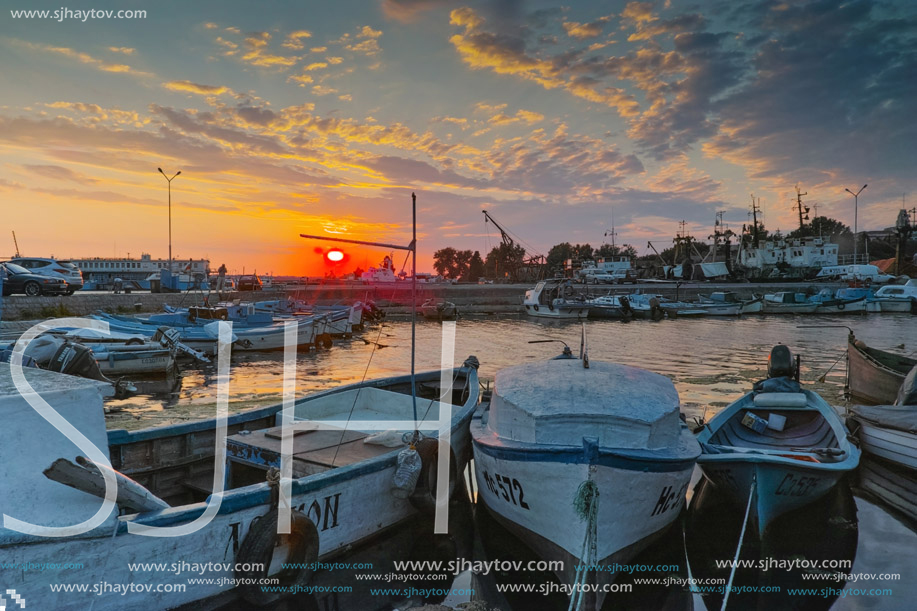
[696,389,860,472]
[3,366,479,547]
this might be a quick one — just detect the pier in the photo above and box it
[0,281,848,322]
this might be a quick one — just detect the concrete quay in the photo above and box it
[0,281,847,321]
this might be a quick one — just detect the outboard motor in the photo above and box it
[767,344,796,379]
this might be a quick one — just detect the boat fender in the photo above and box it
[564,285,574,297]
[235,507,319,605]
[548,302,554,311]
[409,437,457,515]
[533,304,539,311]
[837,302,845,310]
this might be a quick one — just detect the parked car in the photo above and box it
[9,257,83,293]
[0,262,70,296]
[609,269,638,284]
[237,275,263,291]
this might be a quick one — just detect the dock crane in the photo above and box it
[12,231,21,257]
[481,209,547,282]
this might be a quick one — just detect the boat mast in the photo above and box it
[301,193,420,436]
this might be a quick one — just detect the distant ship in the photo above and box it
[73,254,210,291]
[737,236,839,280]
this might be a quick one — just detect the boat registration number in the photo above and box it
[480,470,529,510]
[775,474,818,497]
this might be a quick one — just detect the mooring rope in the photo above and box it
[721,474,756,611]
[568,477,599,611]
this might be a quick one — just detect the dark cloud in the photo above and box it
[707,0,917,181]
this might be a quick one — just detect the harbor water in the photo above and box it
[103,313,915,610]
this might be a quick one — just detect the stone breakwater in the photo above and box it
[0,281,847,322]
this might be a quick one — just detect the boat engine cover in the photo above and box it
[767,345,796,379]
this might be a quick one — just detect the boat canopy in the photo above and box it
[488,359,681,449]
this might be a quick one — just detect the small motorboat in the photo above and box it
[585,294,634,319]
[698,291,763,314]
[420,298,458,321]
[471,331,699,608]
[762,292,818,314]
[807,289,867,314]
[848,363,917,469]
[847,332,916,404]
[869,279,917,313]
[696,345,860,536]
[522,280,589,319]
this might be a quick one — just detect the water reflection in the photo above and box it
[685,477,858,610]
[198,459,917,611]
[105,314,915,430]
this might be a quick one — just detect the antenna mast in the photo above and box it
[793,184,810,230]
[749,194,762,247]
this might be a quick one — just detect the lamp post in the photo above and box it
[845,184,867,263]
[158,168,181,272]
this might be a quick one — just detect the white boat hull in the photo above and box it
[815,300,867,314]
[523,303,589,318]
[874,299,915,313]
[473,449,692,566]
[851,420,917,470]
[762,303,818,314]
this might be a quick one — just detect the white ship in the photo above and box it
[737,237,838,279]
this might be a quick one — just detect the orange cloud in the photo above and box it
[563,16,611,39]
[163,80,233,96]
[14,40,154,78]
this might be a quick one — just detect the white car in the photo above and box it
[9,257,83,293]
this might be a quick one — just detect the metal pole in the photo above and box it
[168,179,172,273]
[411,192,418,439]
[854,192,857,263]
[159,168,181,274]
[846,185,866,264]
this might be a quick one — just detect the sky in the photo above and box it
[1,0,915,275]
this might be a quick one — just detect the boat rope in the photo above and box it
[721,474,756,611]
[331,322,387,467]
[568,476,599,611]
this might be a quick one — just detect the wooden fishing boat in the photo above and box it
[696,346,860,536]
[847,333,916,405]
[0,358,479,610]
[848,405,917,470]
[471,337,699,609]
[847,363,917,469]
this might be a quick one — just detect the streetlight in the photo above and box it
[158,168,181,272]
[845,184,867,263]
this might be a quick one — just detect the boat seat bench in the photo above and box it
[710,409,839,450]
[225,424,395,485]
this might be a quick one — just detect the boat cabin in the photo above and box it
[486,359,682,450]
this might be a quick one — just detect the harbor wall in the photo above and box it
[0,281,847,321]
